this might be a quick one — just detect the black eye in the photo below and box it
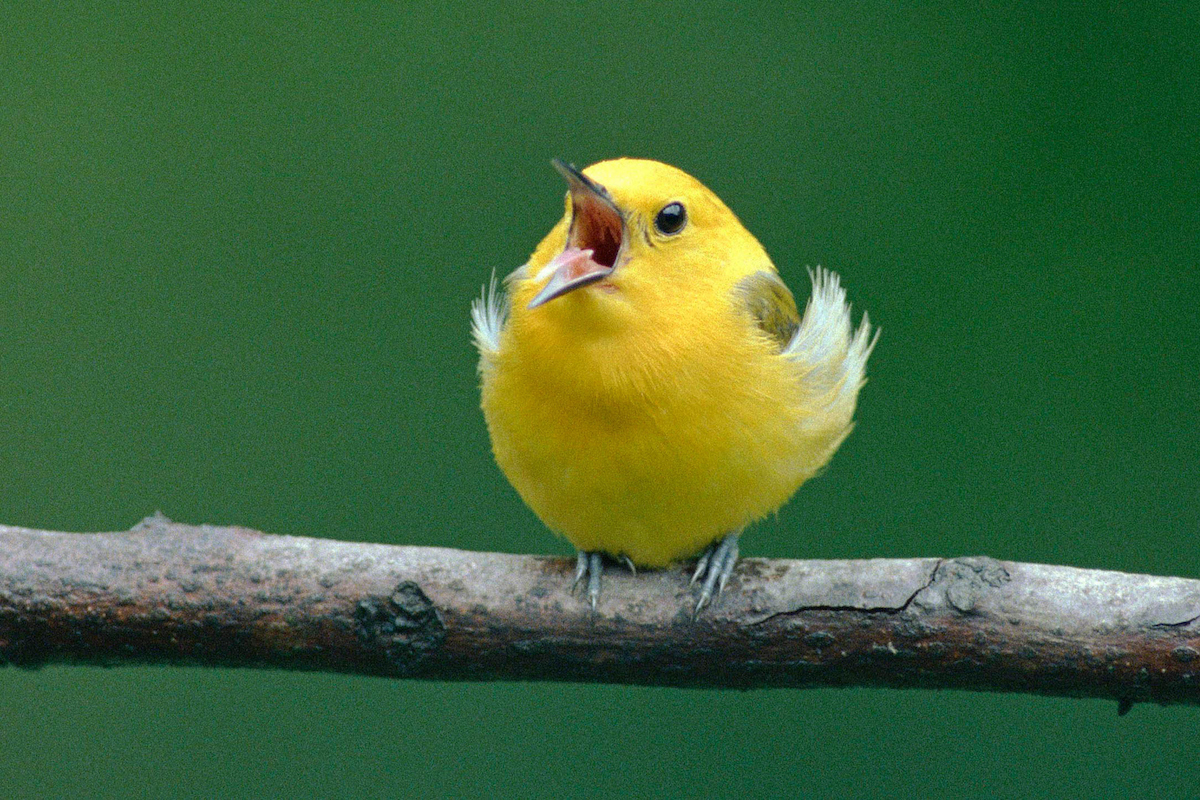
[654,202,687,235]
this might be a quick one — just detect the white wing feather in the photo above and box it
[470,270,510,363]
[783,267,878,420]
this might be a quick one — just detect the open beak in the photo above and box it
[527,160,625,309]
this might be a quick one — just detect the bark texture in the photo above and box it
[2,515,1198,712]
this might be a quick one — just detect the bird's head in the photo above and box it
[519,158,770,327]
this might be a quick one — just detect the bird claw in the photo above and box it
[572,551,589,591]
[572,551,640,611]
[689,549,711,586]
[573,551,604,611]
[691,533,740,618]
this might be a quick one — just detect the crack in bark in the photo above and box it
[1150,613,1200,629]
[746,558,944,626]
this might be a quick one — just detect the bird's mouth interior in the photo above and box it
[570,190,623,270]
[526,161,628,309]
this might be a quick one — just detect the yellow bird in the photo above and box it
[472,158,876,614]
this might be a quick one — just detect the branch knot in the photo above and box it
[355,581,446,673]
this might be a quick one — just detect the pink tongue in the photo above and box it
[527,246,614,308]
[547,246,604,281]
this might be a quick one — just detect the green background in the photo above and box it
[2,3,1198,797]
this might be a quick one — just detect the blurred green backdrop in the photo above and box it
[2,3,1198,797]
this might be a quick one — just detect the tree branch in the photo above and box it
[2,515,1198,713]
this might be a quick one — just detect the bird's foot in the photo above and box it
[690,532,740,618]
[572,551,638,611]
[572,551,603,610]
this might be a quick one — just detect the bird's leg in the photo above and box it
[572,551,604,611]
[691,532,741,617]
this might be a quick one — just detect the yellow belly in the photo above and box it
[481,318,849,567]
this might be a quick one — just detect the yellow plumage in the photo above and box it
[472,158,875,609]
